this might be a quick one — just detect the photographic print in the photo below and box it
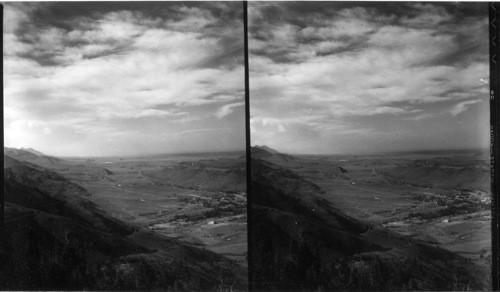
[249,2,491,290]
[2,2,246,290]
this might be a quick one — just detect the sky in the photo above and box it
[249,2,490,155]
[4,2,245,157]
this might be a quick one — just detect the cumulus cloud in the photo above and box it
[249,2,489,153]
[4,2,245,155]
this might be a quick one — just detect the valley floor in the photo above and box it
[38,152,248,267]
[281,150,491,269]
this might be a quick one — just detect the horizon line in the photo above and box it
[4,146,246,159]
[251,144,490,156]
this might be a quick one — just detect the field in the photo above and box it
[3,147,248,290]
[261,148,491,269]
[30,152,248,267]
[249,146,491,290]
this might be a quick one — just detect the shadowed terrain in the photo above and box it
[144,157,246,193]
[1,150,247,290]
[381,156,490,191]
[250,146,491,290]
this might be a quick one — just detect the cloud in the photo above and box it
[4,2,245,155]
[406,113,436,121]
[400,3,454,27]
[215,101,245,119]
[249,2,489,153]
[450,99,482,116]
[179,128,230,135]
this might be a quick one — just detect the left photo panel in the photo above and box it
[2,2,247,290]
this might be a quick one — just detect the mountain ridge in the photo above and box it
[251,145,297,163]
[4,147,62,165]
[21,147,45,156]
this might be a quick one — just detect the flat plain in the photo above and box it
[51,152,248,266]
[267,148,490,268]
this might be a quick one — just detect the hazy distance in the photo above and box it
[4,2,245,157]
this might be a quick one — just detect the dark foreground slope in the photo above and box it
[250,157,490,291]
[1,155,247,290]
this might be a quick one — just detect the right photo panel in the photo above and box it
[248,2,491,291]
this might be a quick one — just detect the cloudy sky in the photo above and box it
[4,2,244,156]
[249,2,489,155]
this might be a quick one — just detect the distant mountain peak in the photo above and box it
[4,147,61,165]
[4,147,40,160]
[21,147,44,157]
[255,145,279,154]
[252,145,297,163]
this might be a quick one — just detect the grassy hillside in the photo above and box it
[381,158,490,191]
[250,157,490,290]
[1,155,247,290]
[144,157,246,193]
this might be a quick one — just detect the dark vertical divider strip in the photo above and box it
[1,3,4,232]
[490,2,499,290]
[243,1,252,290]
